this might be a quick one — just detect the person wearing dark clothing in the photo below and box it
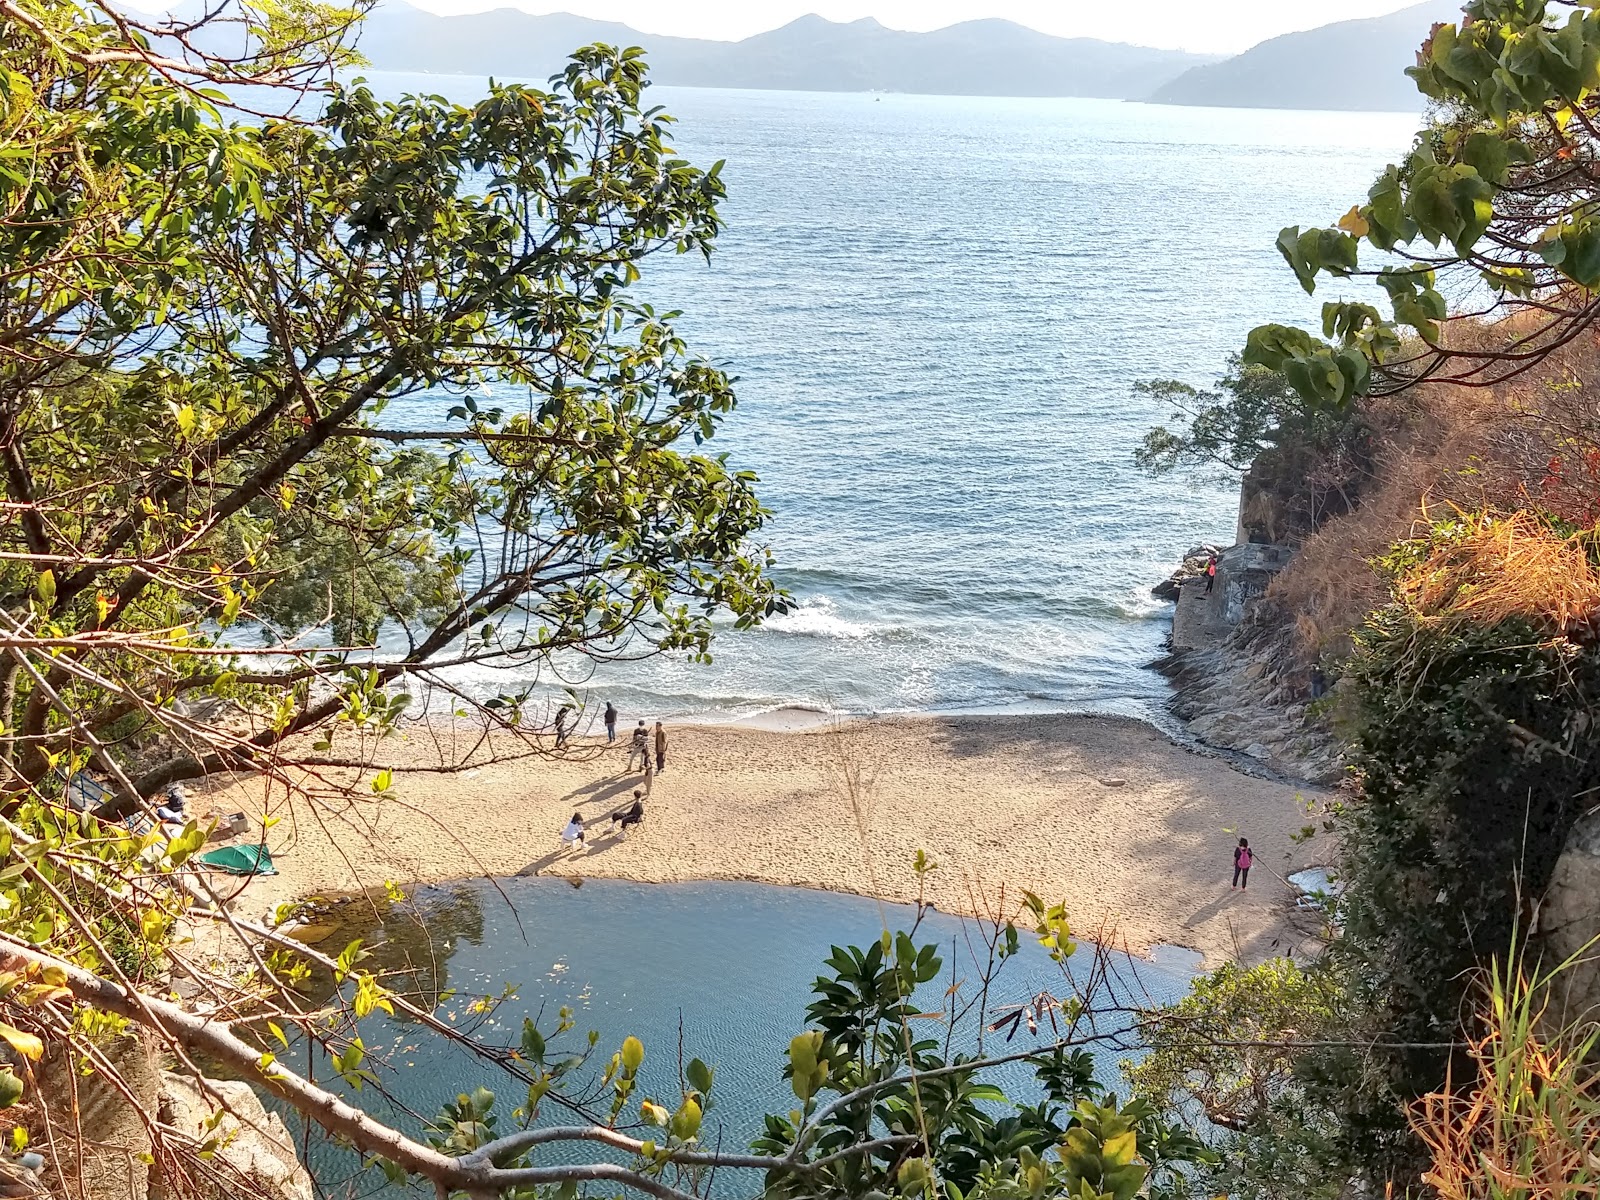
[1204,554,1218,595]
[554,704,573,749]
[604,702,618,743]
[654,720,667,774]
[610,791,645,835]
[155,785,187,825]
[1309,665,1327,699]
[1232,838,1253,890]
[627,721,648,772]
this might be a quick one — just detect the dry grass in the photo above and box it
[1396,510,1600,631]
[1268,321,1600,659]
[1413,955,1600,1200]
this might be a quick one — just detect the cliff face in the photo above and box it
[1160,540,1343,785]
[1162,481,1600,1015]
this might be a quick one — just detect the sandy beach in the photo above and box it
[207,714,1331,968]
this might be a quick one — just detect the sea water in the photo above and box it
[364,75,1416,722]
[284,878,1200,1194]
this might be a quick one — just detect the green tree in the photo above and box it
[1240,2,1600,409]
[1135,355,1369,539]
[0,5,784,813]
[0,4,793,1194]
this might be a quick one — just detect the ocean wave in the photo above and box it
[759,596,880,640]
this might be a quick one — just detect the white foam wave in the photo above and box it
[761,596,877,640]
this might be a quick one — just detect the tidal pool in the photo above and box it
[281,878,1199,1196]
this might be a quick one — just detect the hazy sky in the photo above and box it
[386,1,1428,55]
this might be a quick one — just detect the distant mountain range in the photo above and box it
[1149,0,1461,111]
[336,1,1462,111]
[353,5,1221,99]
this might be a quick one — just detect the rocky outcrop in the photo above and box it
[153,1074,313,1200]
[1151,544,1223,602]
[15,1033,312,1200]
[1169,542,1294,653]
[30,1032,161,1200]
[1157,542,1343,785]
[1535,810,1600,1024]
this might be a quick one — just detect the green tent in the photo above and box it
[197,844,276,877]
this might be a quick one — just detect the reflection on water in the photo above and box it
[281,878,1197,1198]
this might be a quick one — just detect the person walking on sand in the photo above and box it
[1232,838,1253,890]
[654,720,667,775]
[554,703,573,749]
[1204,553,1218,595]
[604,702,618,744]
[627,720,648,772]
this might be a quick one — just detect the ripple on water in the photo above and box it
[282,878,1201,1194]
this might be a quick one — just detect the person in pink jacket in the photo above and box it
[1232,838,1253,890]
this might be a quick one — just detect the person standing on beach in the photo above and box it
[642,744,656,795]
[554,703,573,749]
[604,702,618,743]
[1232,838,1252,890]
[627,720,648,772]
[1204,553,1218,595]
[654,720,667,775]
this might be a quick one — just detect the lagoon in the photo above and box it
[283,878,1199,1193]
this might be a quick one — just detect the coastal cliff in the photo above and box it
[1155,536,1342,785]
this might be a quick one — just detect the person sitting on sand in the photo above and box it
[609,791,645,836]
[560,812,586,851]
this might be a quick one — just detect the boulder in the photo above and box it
[153,1074,313,1200]
[1537,810,1600,1024]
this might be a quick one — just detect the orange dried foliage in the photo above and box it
[1269,320,1600,658]
[1411,961,1600,1200]
[1397,510,1600,631]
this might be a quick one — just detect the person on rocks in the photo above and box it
[627,720,649,771]
[654,720,667,775]
[1309,664,1327,700]
[1204,553,1218,595]
[604,701,618,743]
[1232,837,1253,890]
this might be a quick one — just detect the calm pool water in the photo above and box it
[282,878,1198,1197]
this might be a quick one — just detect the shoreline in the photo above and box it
[208,711,1329,968]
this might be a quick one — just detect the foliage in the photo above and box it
[1239,1,1600,408]
[0,0,783,815]
[743,924,1212,1200]
[1412,946,1600,1200]
[0,1,793,1193]
[1313,510,1600,1184]
[1128,957,1355,1200]
[1136,355,1335,477]
[1135,354,1370,540]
